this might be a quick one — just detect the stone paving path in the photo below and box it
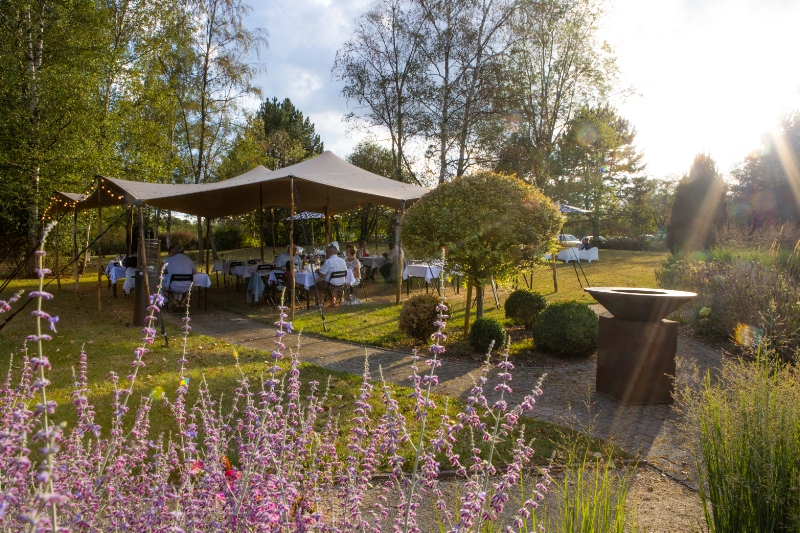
[180,307,723,482]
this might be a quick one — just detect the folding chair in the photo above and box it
[256,264,276,305]
[165,274,195,313]
[227,261,244,291]
[323,271,347,306]
[247,259,258,265]
[348,277,368,302]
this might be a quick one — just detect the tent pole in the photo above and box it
[97,185,103,311]
[271,207,276,257]
[54,201,61,290]
[289,177,295,322]
[375,204,379,254]
[73,206,80,299]
[324,205,330,246]
[138,203,150,297]
[259,185,264,262]
[396,201,405,305]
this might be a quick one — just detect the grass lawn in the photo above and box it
[0,271,623,467]
[215,249,668,353]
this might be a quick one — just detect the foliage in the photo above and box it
[0,249,557,532]
[495,0,617,190]
[730,112,800,226]
[532,301,598,356]
[505,289,547,329]
[522,451,636,533]
[213,224,246,251]
[257,97,324,170]
[552,105,645,239]
[685,348,800,533]
[402,172,562,319]
[667,153,728,253]
[398,293,441,341]
[469,317,507,352]
[656,254,800,360]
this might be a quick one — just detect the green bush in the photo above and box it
[469,317,506,352]
[214,225,246,251]
[532,301,598,356]
[398,294,440,341]
[505,289,547,329]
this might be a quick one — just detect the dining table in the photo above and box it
[162,273,212,311]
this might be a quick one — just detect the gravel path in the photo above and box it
[178,305,722,486]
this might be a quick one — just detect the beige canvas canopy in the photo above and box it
[43,191,83,218]
[74,151,428,217]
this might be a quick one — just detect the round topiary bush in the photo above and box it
[532,301,598,356]
[469,317,507,352]
[399,293,441,341]
[505,289,547,329]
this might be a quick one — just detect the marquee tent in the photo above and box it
[74,151,428,217]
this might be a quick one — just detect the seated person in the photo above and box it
[163,244,196,305]
[356,240,370,259]
[379,242,403,282]
[345,244,362,286]
[578,237,589,250]
[315,245,347,307]
[275,245,302,270]
[283,261,293,287]
[122,251,137,269]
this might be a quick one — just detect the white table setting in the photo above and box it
[162,272,212,311]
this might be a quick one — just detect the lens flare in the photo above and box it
[734,323,762,347]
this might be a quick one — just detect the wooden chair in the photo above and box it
[227,261,244,291]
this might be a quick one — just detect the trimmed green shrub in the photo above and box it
[532,301,598,356]
[505,289,547,329]
[398,293,440,341]
[469,317,507,352]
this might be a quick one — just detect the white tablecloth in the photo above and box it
[268,270,355,290]
[361,256,387,269]
[212,262,232,275]
[232,264,260,277]
[546,247,600,263]
[163,273,212,290]
[403,264,442,283]
[105,262,127,284]
[241,265,276,279]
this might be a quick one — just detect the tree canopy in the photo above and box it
[668,153,728,253]
[402,172,562,319]
[258,97,324,169]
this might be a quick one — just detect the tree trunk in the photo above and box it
[210,228,218,260]
[463,277,473,337]
[165,210,171,249]
[475,283,484,319]
[80,222,91,275]
[592,218,600,241]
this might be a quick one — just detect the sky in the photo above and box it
[247,0,800,181]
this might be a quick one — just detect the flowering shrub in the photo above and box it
[0,227,553,532]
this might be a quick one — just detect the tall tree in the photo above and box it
[334,0,425,185]
[731,112,800,227]
[554,105,644,239]
[258,97,323,170]
[0,0,103,274]
[415,0,513,183]
[495,0,616,188]
[668,153,728,253]
[167,0,267,260]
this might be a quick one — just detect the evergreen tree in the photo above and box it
[668,154,728,253]
[258,97,324,170]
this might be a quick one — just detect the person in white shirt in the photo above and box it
[163,244,196,305]
[316,245,347,307]
[275,245,302,270]
[380,242,404,282]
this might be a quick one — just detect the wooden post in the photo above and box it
[324,205,330,247]
[395,201,405,305]
[54,201,61,290]
[97,185,103,311]
[271,207,276,256]
[552,256,559,292]
[464,277,473,337]
[73,206,80,298]
[375,204,379,254]
[137,204,150,297]
[259,186,264,262]
[289,177,295,322]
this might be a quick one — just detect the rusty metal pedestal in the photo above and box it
[596,316,677,405]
